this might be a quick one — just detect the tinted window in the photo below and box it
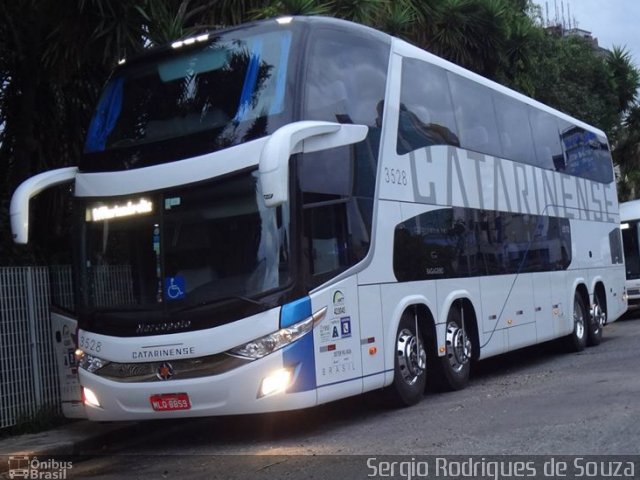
[396,59,613,184]
[609,228,623,265]
[622,221,640,279]
[393,207,571,281]
[397,59,459,155]
[305,29,388,128]
[448,73,502,158]
[529,109,563,171]
[493,92,536,166]
[561,127,614,183]
[301,28,389,286]
[82,25,296,172]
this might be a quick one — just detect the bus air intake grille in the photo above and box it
[95,353,252,382]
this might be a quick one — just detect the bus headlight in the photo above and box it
[229,318,313,359]
[82,387,101,408]
[259,368,293,397]
[229,306,327,359]
[76,350,110,373]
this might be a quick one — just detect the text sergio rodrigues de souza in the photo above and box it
[366,457,636,480]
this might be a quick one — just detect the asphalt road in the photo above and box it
[69,314,640,479]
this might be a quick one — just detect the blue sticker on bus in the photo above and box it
[165,276,185,301]
[341,317,352,338]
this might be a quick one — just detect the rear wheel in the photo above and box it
[565,291,587,352]
[388,313,427,407]
[437,307,471,391]
[587,290,605,346]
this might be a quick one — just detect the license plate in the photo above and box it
[150,393,191,412]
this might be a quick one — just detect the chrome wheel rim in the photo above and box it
[445,321,471,373]
[591,301,606,331]
[574,300,585,339]
[396,328,426,385]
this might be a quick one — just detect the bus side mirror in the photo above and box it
[259,121,368,207]
[10,166,78,244]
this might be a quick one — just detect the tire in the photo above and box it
[587,290,606,346]
[565,291,587,352]
[388,313,427,407]
[437,307,471,391]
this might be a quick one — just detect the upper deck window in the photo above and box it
[397,57,614,184]
[82,26,294,171]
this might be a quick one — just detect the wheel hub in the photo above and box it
[396,329,426,385]
[591,303,606,329]
[574,301,585,338]
[445,323,471,372]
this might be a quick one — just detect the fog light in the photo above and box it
[258,368,292,398]
[82,387,101,408]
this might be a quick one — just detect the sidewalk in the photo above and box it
[0,420,140,474]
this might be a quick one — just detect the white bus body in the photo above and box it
[620,199,640,310]
[11,17,626,421]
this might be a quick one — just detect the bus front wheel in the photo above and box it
[388,313,427,406]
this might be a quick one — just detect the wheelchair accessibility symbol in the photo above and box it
[165,276,185,301]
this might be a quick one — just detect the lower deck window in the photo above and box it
[394,207,572,282]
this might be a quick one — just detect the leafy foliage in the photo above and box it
[615,105,640,200]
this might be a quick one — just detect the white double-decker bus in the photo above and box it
[11,16,626,420]
[620,200,640,310]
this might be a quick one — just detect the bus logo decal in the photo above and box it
[341,317,352,338]
[333,290,346,315]
[157,362,175,380]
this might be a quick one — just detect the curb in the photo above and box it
[0,421,140,474]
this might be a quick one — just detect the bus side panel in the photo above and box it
[312,276,364,404]
[532,272,553,342]
[358,284,386,392]
[548,271,570,338]
[600,266,627,323]
[357,200,401,286]
[569,218,627,322]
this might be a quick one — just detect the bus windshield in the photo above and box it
[82,26,293,171]
[79,171,290,314]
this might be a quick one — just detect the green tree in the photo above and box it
[608,47,640,115]
[615,106,640,200]
[522,33,620,136]
[496,0,543,94]
[249,0,332,19]
[0,0,205,264]
[417,0,509,78]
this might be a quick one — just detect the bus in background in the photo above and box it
[620,199,640,311]
[11,16,626,421]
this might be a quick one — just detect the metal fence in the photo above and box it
[0,267,63,429]
[0,265,135,429]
